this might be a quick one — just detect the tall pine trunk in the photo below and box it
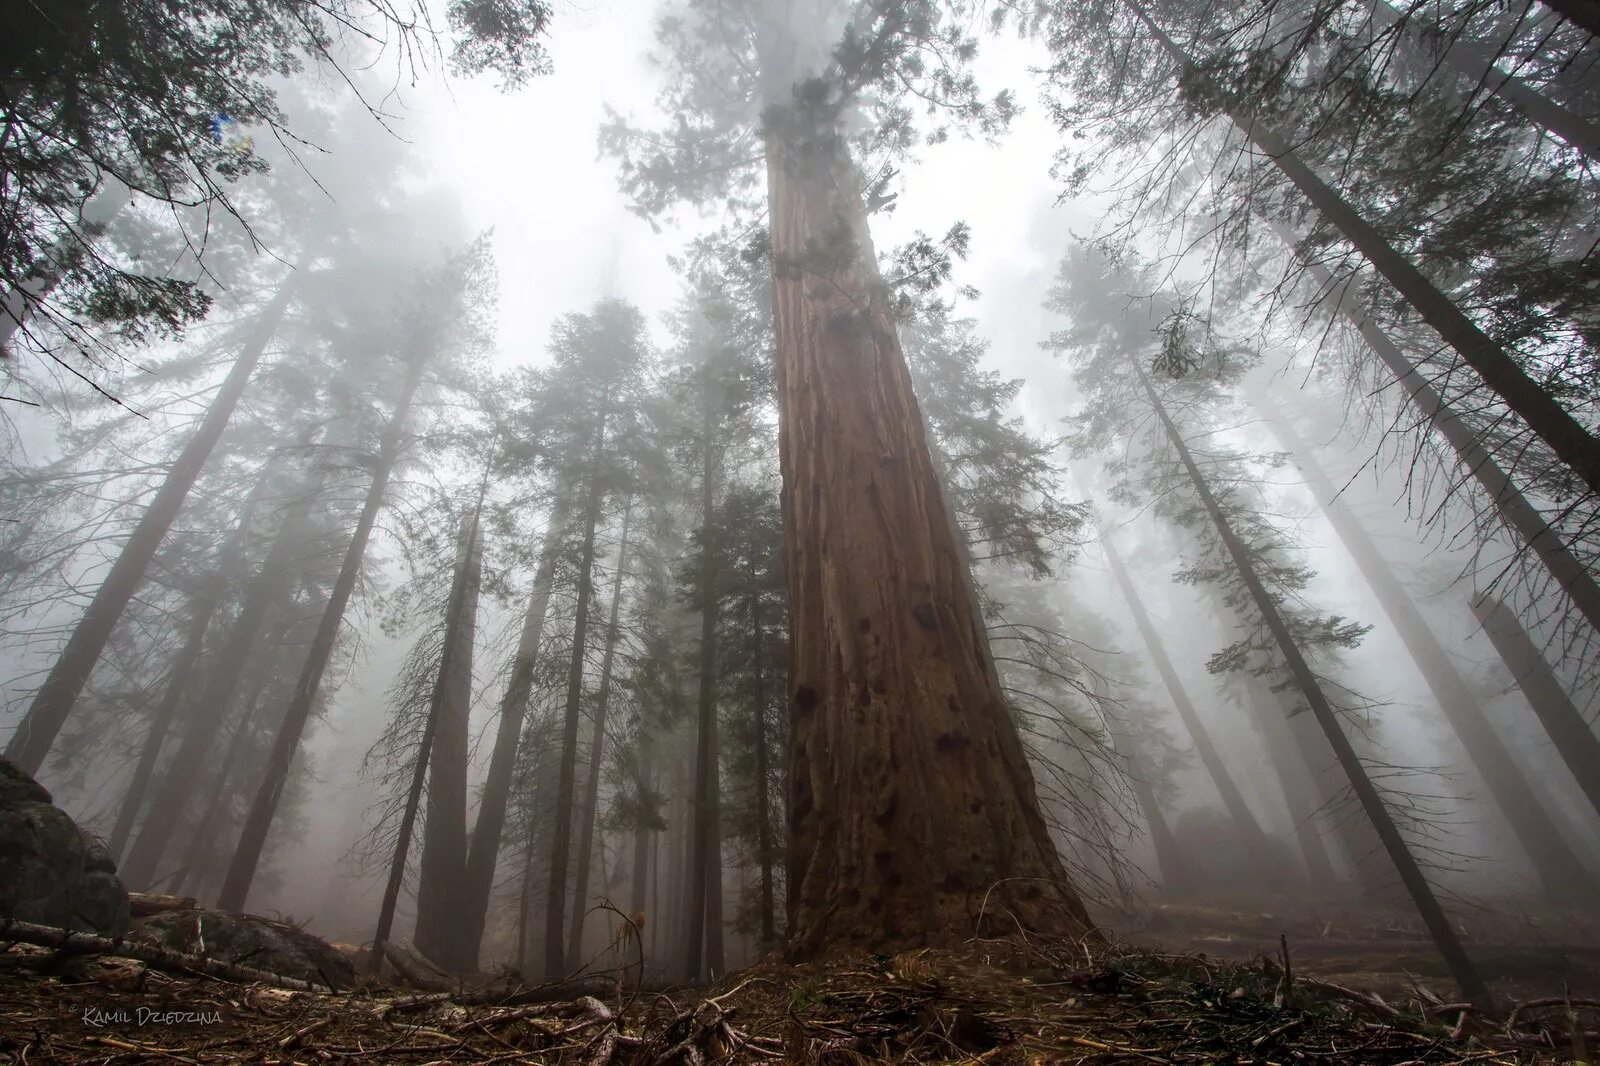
[1128,0,1600,498]
[1136,361,1488,1003]
[630,735,654,917]
[413,505,486,972]
[459,497,571,967]
[108,456,281,860]
[1266,219,1600,639]
[1253,388,1593,896]
[544,475,606,978]
[216,351,426,912]
[566,499,634,971]
[1239,682,1339,887]
[1472,596,1600,819]
[757,45,1092,957]
[1368,0,1600,157]
[121,464,321,890]
[1099,531,1292,887]
[686,375,724,980]
[5,279,297,774]
[171,669,270,897]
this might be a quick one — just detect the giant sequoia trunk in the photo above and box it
[758,78,1092,955]
[1253,388,1594,897]
[216,351,427,913]
[1265,219,1600,640]
[1127,0,1600,500]
[459,498,571,970]
[5,278,297,774]
[1098,531,1293,888]
[566,499,634,972]
[1137,363,1488,1003]
[1472,596,1600,819]
[1369,0,1600,157]
[413,507,486,972]
[121,466,322,891]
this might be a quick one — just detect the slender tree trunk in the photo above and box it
[1265,219,1600,639]
[121,468,321,891]
[631,732,653,918]
[1129,0,1600,499]
[172,670,270,897]
[216,353,426,913]
[1239,682,1339,887]
[1368,0,1600,156]
[758,54,1092,959]
[544,477,607,978]
[704,717,725,978]
[686,380,723,980]
[1254,388,1594,896]
[371,691,436,974]
[108,458,281,860]
[413,507,486,972]
[459,495,571,967]
[1098,532,1292,885]
[566,500,634,971]
[1137,362,1488,1004]
[5,279,297,774]
[750,594,776,946]
[1473,595,1600,819]
[1119,735,1190,894]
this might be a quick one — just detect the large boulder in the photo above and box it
[134,909,358,988]
[0,757,129,935]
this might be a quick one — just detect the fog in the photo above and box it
[3,0,1599,1008]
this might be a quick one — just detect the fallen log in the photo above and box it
[127,892,197,918]
[0,917,340,992]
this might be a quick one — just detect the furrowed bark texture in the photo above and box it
[763,102,1092,957]
[414,508,485,972]
[5,279,296,774]
[1254,388,1593,897]
[1138,362,1488,1004]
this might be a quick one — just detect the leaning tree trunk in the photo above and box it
[566,499,634,972]
[1265,218,1600,641]
[1127,0,1600,500]
[1098,531,1294,887]
[458,497,571,971]
[215,352,426,913]
[108,456,282,860]
[1136,362,1489,1003]
[413,506,486,973]
[1472,595,1600,819]
[170,668,270,896]
[1369,0,1600,157]
[120,465,322,891]
[1238,681,1339,887]
[544,473,607,978]
[5,278,297,774]
[1253,387,1594,897]
[1538,0,1600,39]
[757,72,1093,956]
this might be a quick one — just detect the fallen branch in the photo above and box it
[0,918,338,992]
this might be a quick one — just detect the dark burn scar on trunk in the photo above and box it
[936,731,969,754]
[795,685,818,713]
[913,603,938,630]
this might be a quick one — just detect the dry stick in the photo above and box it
[1133,362,1490,1005]
[0,918,338,991]
[1128,0,1600,501]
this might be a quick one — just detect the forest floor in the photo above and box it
[3,909,1596,1064]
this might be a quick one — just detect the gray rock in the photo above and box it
[134,910,358,988]
[0,757,130,935]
